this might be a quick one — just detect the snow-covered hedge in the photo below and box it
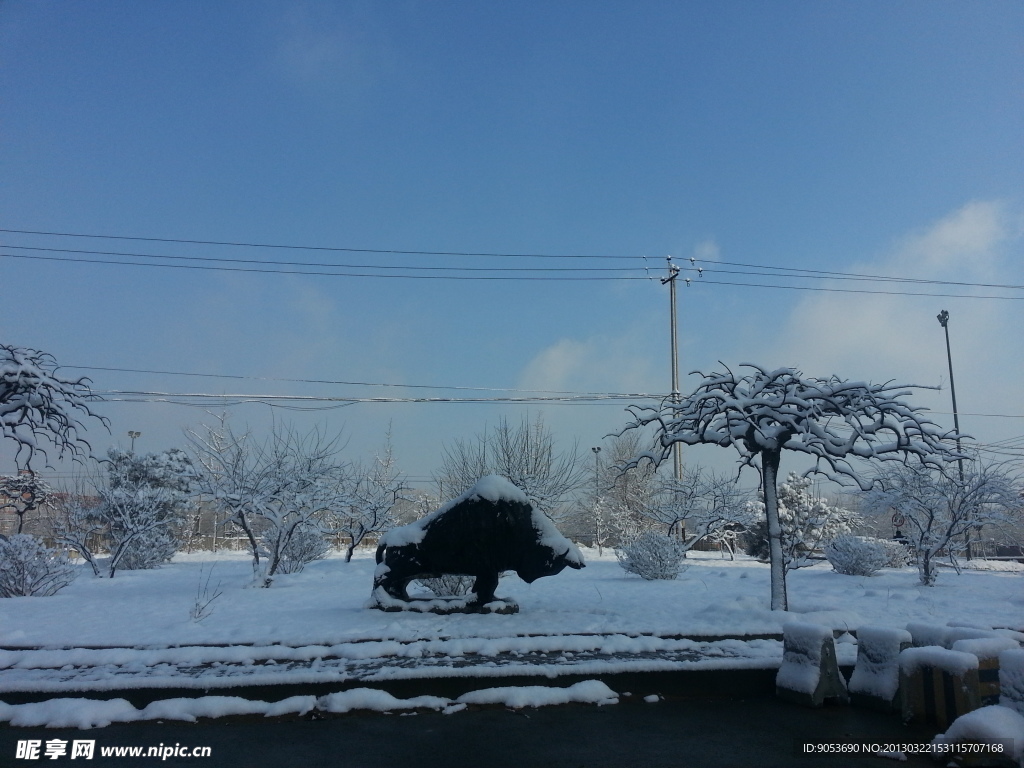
[877,538,912,568]
[824,535,890,576]
[616,531,688,580]
[0,534,77,598]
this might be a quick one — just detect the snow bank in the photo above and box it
[933,705,1024,765]
[456,680,617,708]
[0,681,620,728]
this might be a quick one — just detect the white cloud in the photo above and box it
[767,200,1023,443]
[517,336,658,396]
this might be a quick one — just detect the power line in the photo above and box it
[63,364,648,397]
[0,227,635,260]
[5,226,1023,289]
[8,244,1024,292]
[0,252,645,281]
[96,389,657,405]
[0,244,645,274]
[5,251,1021,299]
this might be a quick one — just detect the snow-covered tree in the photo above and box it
[95,482,185,576]
[637,468,753,553]
[49,449,197,578]
[0,471,52,534]
[861,460,1022,586]
[0,534,77,597]
[435,414,585,516]
[187,417,266,566]
[49,488,106,577]
[333,436,406,562]
[188,419,345,585]
[744,473,859,571]
[621,363,966,610]
[1,344,108,469]
[99,448,195,573]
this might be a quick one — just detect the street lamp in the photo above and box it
[128,431,141,452]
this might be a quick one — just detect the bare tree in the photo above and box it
[0,344,108,469]
[621,363,965,610]
[188,418,346,585]
[435,414,585,515]
[187,417,266,567]
[862,460,1022,586]
[638,468,753,553]
[50,486,105,577]
[334,435,406,562]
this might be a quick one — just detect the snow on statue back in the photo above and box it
[369,475,585,614]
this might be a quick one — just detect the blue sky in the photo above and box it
[2,1,1022,487]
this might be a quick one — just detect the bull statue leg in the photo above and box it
[472,571,500,604]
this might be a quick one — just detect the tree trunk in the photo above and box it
[761,449,788,611]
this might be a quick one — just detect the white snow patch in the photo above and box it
[933,705,1024,764]
[951,637,1019,660]
[899,646,979,676]
[455,680,617,709]
[0,681,620,728]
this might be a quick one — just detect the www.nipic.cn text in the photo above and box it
[16,740,213,760]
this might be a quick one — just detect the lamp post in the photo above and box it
[128,431,141,452]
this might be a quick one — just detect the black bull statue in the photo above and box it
[372,482,585,605]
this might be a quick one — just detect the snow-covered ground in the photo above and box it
[1,548,1021,728]
[2,547,1020,650]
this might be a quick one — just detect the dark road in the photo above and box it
[2,691,942,768]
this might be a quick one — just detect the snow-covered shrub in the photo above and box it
[274,527,330,575]
[824,535,889,576]
[616,531,688,580]
[745,474,860,571]
[0,534,77,597]
[417,574,476,597]
[877,538,912,568]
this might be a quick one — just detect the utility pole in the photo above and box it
[591,446,602,555]
[661,258,684,483]
[936,311,964,479]
[937,309,969,558]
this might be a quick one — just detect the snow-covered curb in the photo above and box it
[0,635,798,694]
